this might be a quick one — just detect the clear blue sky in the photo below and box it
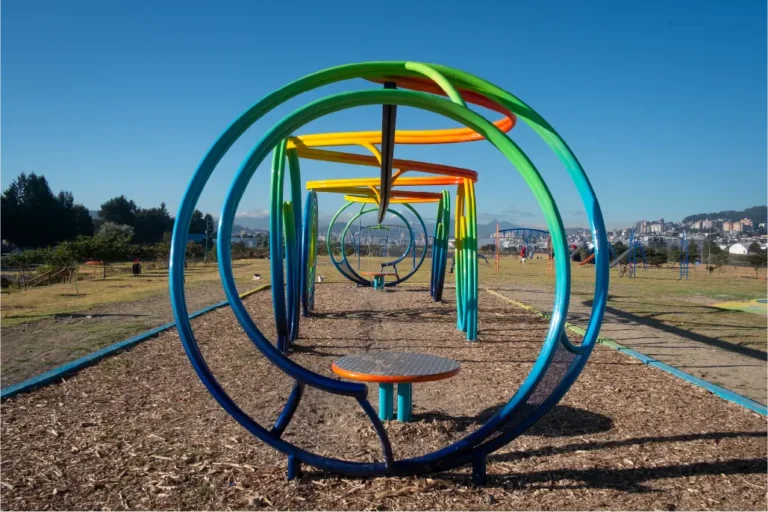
[3,0,766,230]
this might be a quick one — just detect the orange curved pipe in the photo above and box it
[288,73,516,150]
[293,146,477,181]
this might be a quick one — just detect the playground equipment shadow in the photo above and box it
[1,286,765,510]
[589,301,767,362]
[494,287,767,404]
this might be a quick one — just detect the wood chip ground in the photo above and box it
[1,285,765,510]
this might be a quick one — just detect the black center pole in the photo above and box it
[377,82,397,224]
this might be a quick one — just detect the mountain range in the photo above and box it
[231,214,525,238]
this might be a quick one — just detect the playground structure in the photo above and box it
[608,230,690,279]
[608,229,647,277]
[679,231,689,280]
[169,62,609,483]
[492,226,551,272]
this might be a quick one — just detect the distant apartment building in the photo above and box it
[722,221,733,232]
[740,218,753,231]
[702,219,713,229]
[633,219,666,234]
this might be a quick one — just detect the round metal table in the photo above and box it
[332,352,460,422]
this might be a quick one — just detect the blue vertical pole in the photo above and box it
[287,455,301,480]
[397,383,412,422]
[378,383,393,420]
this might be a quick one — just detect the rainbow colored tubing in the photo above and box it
[169,62,609,482]
[304,148,479,338]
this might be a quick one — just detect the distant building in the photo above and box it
[722,221,733,232]
[740,218,753,231]
[728,243,748,255]
[702,219,713,229]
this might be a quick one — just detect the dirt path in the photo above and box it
[490,284,767,404]
[1,285,765,510]
[0,278,257,387]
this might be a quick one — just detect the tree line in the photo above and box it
[1,172,217,249]
[682,205,767,227]
[0,172,227,284]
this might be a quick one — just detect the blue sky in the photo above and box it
[3,0,766,230]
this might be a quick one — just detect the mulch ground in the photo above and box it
[1,284,766,511]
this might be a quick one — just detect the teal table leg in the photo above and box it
[373,275,384,290]
[378,383,393,421]
[397,383,412,422]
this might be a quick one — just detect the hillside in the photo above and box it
[683,205,767,226]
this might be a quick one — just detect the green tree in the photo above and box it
[186,241,204,261]
[645,247,668,267]
[189,209,206,234]
[688,240,700,262]
[99,195,138,227]
[46,241,84,295]
[0,173,68,247]
[702,241,729,274]
[82,222,134,279]
[3,248,46,290]
[54,191,94,240]
[135,202,174,244]
[1,172,89,247]
[152,240,171,268]
[202,213,216,262]
[231,241,250,262]
[73,204,94,237]
[612,241,628,257]
[746,250,767,279]
[746,242,767,279]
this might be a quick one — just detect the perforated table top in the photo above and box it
[332,351,460,383]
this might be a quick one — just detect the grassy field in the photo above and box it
[5,254,763,325]
[487,256,767,351]
[1,259,272,327]
[0,259,271,386]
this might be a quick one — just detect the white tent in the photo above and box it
[728,243,748,255]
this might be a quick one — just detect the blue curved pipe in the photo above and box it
[169,70,608,478]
